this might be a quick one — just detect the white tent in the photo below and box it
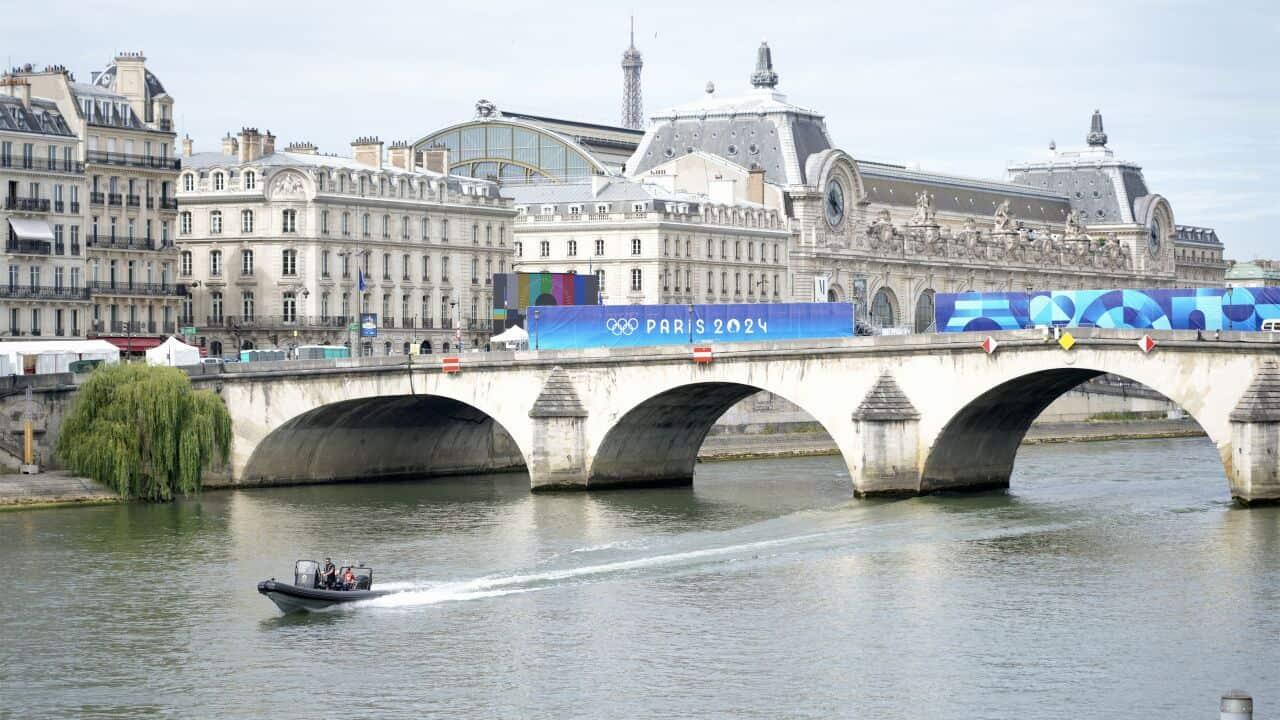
[490,324,529,347]
[0,339,120,375]
[146,336,201,367]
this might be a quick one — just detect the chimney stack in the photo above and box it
[221,132,239,157]
[747,164,765,205]
[0,76,32,109]
[262,130,275,158]
[284,141,318,155]
[182,134,193,157]
[387,141,412,171]
[351,136,384,168]
[422,145,450,174]
[238,127,263,163]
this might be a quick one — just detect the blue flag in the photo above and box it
[358,268,366,292]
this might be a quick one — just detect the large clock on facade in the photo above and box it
[1149,217,1164,257]
[825,178,845,229]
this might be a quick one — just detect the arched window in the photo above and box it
[241,209,254,233]
[871,287,897,328]
[213,172,224,191]
[282,249,297,277]
[241,249,254,276]
[914,289,936,333]
[182,174,194,192]
[209,210,222,234]
[243,171,256,190]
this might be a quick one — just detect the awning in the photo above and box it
[8,217,55,241]
[101,337,165,353]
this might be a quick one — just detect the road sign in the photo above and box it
[181,326,196,336]
[693,346,713,363]
[441,357,461,373]
[982,336,999,354]
[1058,330,1076,351]
[1137,334,1157,353]
[349,323,359,332]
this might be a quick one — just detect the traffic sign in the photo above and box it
[1137,334,1157,353]
[1058,330,1076,351]
[181,326,196,336]
[982,336,999,354]
[693,346,713,363]
[348,323,359,332]
[441,357,461,373]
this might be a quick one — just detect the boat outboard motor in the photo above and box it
[294,560,320,589]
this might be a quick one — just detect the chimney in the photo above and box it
[221,132,239,157]
[747,164,765,205]
[0,76,32,109]
[284,141,318,155]
[422,145,450,174]
[181,134,193,157]
[387,141,412,171]
[351,136,383,168]
[238,127,262,163]
[262,130,275,157]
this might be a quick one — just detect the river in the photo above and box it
[3,436,1277,719]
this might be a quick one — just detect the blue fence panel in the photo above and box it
[529,303,854,349]
[936,287,1280,332]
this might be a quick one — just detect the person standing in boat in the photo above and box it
[320,558,337,589]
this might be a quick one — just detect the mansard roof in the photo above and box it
[0,95,74,137]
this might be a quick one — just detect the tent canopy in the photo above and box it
[145,336,201,366]
[490,324,529,344]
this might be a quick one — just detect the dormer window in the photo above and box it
[568,205,582,215]
[632,203,646,213]
[213,172,224,191]
[182,174,194,192]
[596,203,610,214]
[244,171,256,190]
[540,205,554,216]
[516,206,527,215]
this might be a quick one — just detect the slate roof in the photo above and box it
[0,95,74,137]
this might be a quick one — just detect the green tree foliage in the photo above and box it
[57,364,231,501]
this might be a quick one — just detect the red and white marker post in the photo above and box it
[693,346,713,364]
[982,336,1000,354]
[1137,334,1157,354]
[441,356,461,373]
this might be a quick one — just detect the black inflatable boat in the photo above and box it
[258,560,393,613]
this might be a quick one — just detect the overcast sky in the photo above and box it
[11,0,1278,259]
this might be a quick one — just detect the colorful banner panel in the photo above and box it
[936,287,1280,332]
[528,303,854,350]
[492,272,600,331]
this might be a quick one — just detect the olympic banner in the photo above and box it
[528,303,854,350]
[936,287,1280,332]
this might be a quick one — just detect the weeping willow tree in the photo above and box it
[57,364,232,501]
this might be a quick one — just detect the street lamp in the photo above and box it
[533,308,541,350]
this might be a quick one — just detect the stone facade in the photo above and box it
[0,77,90,339]
[14,54,183,345]
[507,177,790,305]
[177,130,515,357]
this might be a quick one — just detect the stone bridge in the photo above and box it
[192,328,1280,505]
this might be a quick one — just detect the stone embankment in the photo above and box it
[0,471,117,509]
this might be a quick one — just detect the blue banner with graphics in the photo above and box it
[528,303,854,349]
[359,313,378,338]
[936,287,1280,332]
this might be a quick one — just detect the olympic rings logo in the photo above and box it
[605,317,640,336]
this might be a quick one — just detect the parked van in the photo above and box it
[1261,318,1280,332]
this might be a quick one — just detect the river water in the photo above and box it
[3,437,1277,719]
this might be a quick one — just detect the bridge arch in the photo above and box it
[920,364,1228,495]
[586,380,846,489]
[241,394,528,485]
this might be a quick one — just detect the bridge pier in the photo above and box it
[1228,363,1280,505]
[527,368,590,491]
[850,374,924,497]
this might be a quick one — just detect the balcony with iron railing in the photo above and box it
[158,198,178,210]
[107,193,122,206]
[203,315,353,330]
[85,150,181,171]
[4,197,51,212]
[126,195,140,208]
[69,201,80,213]
[0,156,85,174]
[88,281,187,297]
[90,191,105,205]
[5,238,52,255]
[91,320,178,335]
[88,235,159,251]
[0,285,91,300]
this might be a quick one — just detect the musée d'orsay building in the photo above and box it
[416,41,1227,332]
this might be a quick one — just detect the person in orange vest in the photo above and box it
[341,567,356,590]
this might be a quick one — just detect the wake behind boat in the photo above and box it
[258,559,393,613]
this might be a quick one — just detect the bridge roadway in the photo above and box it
[191,328,1280,505]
